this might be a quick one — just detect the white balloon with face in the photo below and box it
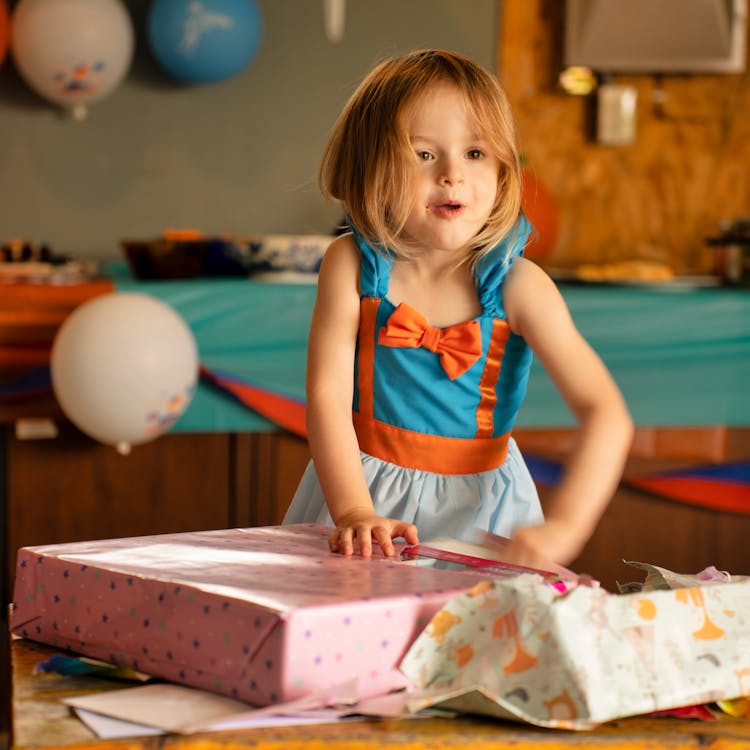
[11,0,134,119]
[51,293,199,454]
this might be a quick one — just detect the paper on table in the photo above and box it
[72,705,353,739]
[63,679,361,735]
[64,683,256,733]
[350,691,412,718]
[73,708,166,739]
[184,677,359,733]
[196,709,354,734]
[65,679,453,738]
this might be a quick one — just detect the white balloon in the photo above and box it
[11,0,133,119]
[51,293,199,454]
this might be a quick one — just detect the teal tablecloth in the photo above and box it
[109,263,750,432]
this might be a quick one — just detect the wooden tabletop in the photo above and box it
[11,636,750,750]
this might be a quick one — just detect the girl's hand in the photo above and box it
[501,519,585,569]
[330,509,419,558]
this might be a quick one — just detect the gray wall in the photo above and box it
[0,0,497,260]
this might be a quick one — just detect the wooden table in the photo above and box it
[10,637,750,750]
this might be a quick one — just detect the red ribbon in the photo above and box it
[377,303,482,380]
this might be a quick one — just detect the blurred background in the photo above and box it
[0,0,497,259]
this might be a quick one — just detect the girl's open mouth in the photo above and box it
[433,201,464,217]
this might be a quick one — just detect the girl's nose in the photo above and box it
[440,161,464,185]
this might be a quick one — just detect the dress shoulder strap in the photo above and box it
[474,214,532,318]
[349,225,393,299]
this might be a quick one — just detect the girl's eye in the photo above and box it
[467,149,484,160]
[416,150,434,161]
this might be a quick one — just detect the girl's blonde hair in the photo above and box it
[319,49,523,264]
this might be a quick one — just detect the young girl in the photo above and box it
[284,49,633,568]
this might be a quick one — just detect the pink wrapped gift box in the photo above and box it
[10,523,493,706]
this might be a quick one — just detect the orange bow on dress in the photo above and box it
[377,302,482,380]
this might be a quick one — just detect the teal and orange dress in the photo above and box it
[283,218,544,542]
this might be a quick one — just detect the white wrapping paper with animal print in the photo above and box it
[399,575,750,730]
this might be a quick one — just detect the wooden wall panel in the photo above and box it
[498,0,750,272]
[246,432,311,527]
[5,426,234,598]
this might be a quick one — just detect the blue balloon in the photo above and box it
[148,0,262,84]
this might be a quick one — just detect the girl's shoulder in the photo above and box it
[503,256,569,335]
[318,231,391,300]
[315,234,362,303]
[318,233,360,286]
[323,232,359,264]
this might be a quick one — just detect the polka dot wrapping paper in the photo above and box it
[10,523,493,706]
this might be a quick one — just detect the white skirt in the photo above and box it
[283,437,544,543]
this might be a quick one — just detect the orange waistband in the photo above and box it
[353,412,510,475]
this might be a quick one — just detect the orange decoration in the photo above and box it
[377,302,483,380]
[635,598,657,620]
[427,610,462,644]
[544,689,579,721]
[0,0,9,68]
[162,228,204,241]
[492,611,518,639]
[503,640,538,674]
[451,644,474,668]
[521,168,559,262]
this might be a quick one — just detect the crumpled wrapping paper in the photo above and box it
[617,561,748,592]
[400,571,750,730]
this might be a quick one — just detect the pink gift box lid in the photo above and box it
[11,524,496,705]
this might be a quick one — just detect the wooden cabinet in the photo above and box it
[244,432,312,527]
[567,482,750,589]
[0,426,312,606]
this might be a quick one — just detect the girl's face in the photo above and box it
[401,82,500,256]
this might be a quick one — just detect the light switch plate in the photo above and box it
[597,83,637,145]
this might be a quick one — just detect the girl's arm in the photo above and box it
[502,257,634,567]
[305,234,418,557]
